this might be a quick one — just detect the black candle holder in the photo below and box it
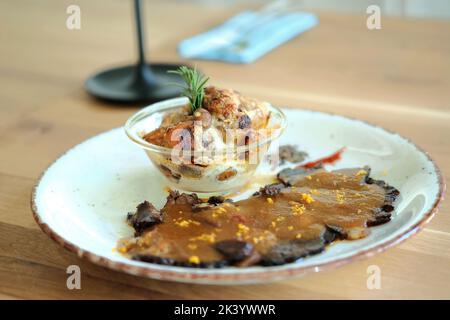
[85,0,187,104]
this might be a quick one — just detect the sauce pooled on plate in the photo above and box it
[118,166,399,267]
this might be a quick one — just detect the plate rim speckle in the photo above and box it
[30,109,446,284]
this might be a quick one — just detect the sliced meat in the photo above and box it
[166,190,202,206]
[277,165,323,186]
[127,201,163,236]
[261,238,326,266]
[258,183,285,196]
[207,195,226,205]
[261,227,338,266]
[120,166,399,269]
[278,145,308,165]
[214,240,254,262]
[132,254,228,268]
[365,173,400,226]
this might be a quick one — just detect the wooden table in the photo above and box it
[1,0,449,299]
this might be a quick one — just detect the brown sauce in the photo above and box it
[119,167,399,267]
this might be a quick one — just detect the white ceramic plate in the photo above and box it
[31,109,445,284]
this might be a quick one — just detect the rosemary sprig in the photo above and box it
[168,66,209,114]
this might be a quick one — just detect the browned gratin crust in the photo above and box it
[141,86,270,152]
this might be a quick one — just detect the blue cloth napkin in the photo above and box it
[178,10,318,64]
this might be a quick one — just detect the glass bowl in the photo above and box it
[124,97,286,195]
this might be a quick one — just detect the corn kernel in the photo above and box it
[175,220,190,227]
[190,233,216,243]
[118,247,128,253]
[189,256,200,264]
[301,193,315,204]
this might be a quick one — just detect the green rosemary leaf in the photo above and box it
[168,66,209,114]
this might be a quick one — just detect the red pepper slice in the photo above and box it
[298,147,346,169]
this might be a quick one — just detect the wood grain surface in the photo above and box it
[0,0,449,299]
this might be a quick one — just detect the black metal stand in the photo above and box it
[85,0,186,104]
